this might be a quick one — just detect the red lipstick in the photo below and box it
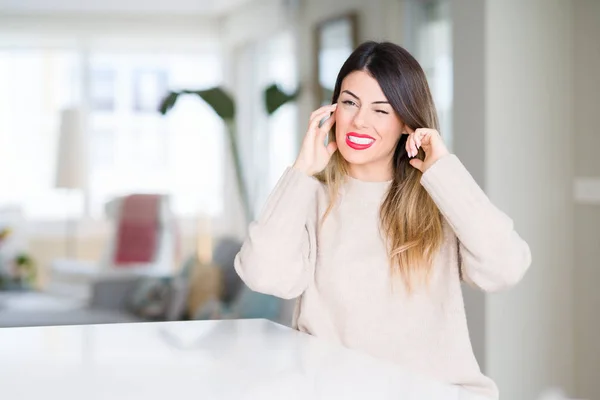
[346,132,375,150]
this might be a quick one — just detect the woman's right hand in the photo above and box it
[293,103,338,176]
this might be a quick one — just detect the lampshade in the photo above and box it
[55,108,88,190]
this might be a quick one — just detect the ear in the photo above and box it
[400,121,414,135]
[400,122,408,135]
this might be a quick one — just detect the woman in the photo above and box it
[234,41,531,399]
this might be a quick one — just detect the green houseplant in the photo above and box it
[159,83,299,225]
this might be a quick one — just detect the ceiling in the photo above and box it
[0,0,255,16]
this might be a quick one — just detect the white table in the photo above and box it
[0,319,487,400]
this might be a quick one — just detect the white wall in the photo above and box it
[220,0,291,49]
[454,0,577,398]
[573,1,600,399]
[451,0,488,374]
[451,0,575,398]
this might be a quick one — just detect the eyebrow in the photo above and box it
[342,90,389,105]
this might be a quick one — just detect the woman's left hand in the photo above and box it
[404,128,450,173]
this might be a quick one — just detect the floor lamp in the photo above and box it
[55,108,88,259]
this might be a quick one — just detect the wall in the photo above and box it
[573,0,600,398]
[220,0,291,48]
[451,0,488,374]
[453,0,577,398]
[484,0,574,398]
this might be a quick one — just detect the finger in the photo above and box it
[310,104,337,123]
[406,134,416,158]
[405,134,413,157]
[316,122,335,151]
[422,131,435,149]
[317,111,336,140]
[407,134,416,158]
[308,109,336,135]
[413,135,419,156]
[309,110,333,129]
[410,134,419,157]
[416,129,436,145]
[409,158,424,172]
[309,105,337,128]
[414,131,422,149]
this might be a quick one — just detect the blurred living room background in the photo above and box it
[0,0,598,399]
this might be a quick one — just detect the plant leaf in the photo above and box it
[158,91,180,115]
[264,84,300,115]
[190,87,235,121]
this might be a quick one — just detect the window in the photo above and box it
[0,50,83,220]
[0,48,225,220]
[86,52,224,218]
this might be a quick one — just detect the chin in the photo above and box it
[338,145,376,165]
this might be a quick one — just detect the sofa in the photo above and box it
[0,238,283,328]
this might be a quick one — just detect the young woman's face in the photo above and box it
[334,70,405,180]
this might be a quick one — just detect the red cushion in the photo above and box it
[113,194,161,265]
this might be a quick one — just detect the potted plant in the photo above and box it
[0,228,37,291]
[158,83,299,224]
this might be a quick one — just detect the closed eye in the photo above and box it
[375,109,389,114]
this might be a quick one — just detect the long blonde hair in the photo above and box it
[315,41,444,292]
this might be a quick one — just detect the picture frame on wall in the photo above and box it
[313,12,359,108]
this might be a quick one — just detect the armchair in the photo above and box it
[48,194,178,299]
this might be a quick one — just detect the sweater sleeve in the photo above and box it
[234,166,320,299]
[420,154,532,292]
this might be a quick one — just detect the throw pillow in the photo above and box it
[185,257,223,319]
[128,277,172,320]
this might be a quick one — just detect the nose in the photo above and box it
[352,107,369,129]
